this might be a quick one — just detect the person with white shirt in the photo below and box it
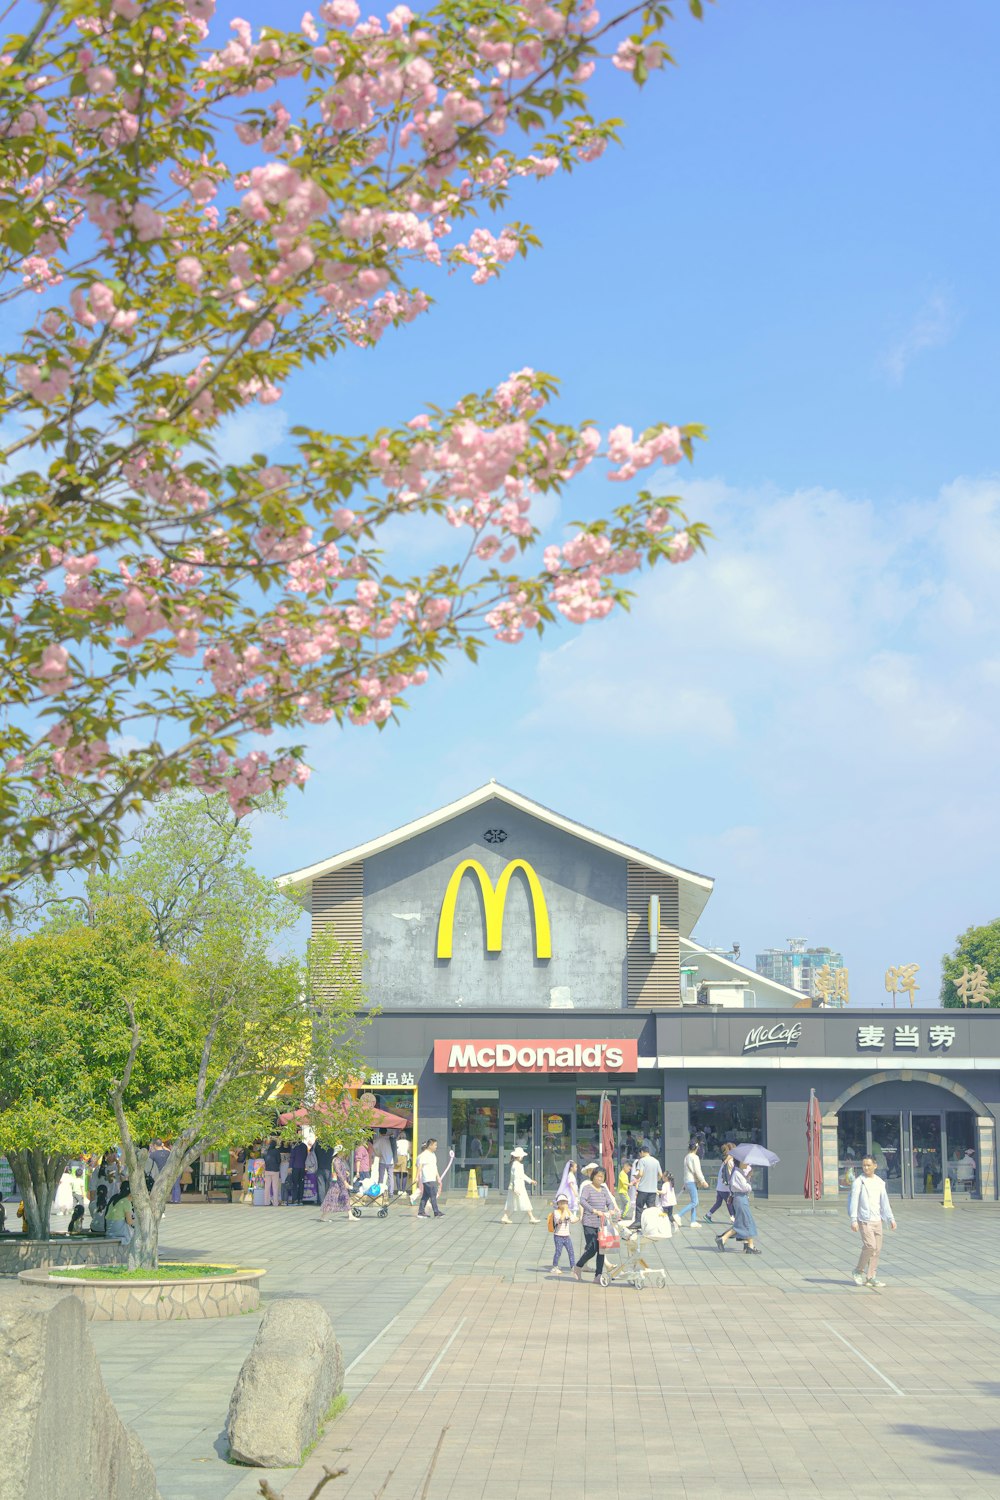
[414,1138,444,1218]
[500,1147,540,1225]
[675,1140,709,1228]
[395,1132,411,1193]
[848,1155,896,1289]
[375,1129,396,1196]
[627,1144,662,1232]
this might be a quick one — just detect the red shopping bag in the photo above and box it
[597,1220,619,1251]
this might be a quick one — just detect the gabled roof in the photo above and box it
[277,781,715,935]
[680,937,806,1002]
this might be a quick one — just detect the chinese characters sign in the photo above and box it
[364,1071,416,1087]
[856,1024,955,1051]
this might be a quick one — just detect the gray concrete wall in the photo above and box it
[362,799,627,1009]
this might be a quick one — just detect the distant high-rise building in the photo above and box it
[755,939,845,999]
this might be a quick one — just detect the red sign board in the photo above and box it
[433,1039,639,1075]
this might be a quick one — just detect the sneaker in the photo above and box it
[500,1216,513,1225]
[851,1272,865,1286]
[571,1267,582,1280]
[549,1267,563,1276]
[866,1278,885,1289]
[715,1234,727,1252]
[689,1221,702,1229]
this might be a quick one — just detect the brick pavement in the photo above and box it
[80,1195,1000,1500]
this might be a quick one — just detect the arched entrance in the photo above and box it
[820,1072,997,1200]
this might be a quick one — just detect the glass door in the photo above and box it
[945,1111,977,1195]
[540,1110,573,1192]
[503,1111,537,1187]
[910,1114,942,1195]
[869,1113,902,1194]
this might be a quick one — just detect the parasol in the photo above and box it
[731,1143,779,1167]
[600,1094,615,1184]
[804,1089,823,1206]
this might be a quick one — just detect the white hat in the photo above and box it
[510,1146,527,1159]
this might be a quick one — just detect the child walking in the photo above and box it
[548,1191,579,1278]
[658,1171,677,1225]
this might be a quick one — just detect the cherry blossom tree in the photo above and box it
[0,0,710,907]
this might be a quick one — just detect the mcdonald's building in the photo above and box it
[278,783,1000,1201]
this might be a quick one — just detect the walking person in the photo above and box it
[848,1154,896,1290]
[628,1143,662,1232]
[314,1140,333,1205]
[576,1167,619,1284]
[676,1139,709,1228]
[548,1191,578,1276]
[414,1137,444,1218]
[557,1159,580,1212]
[375,1128,396,1196]
[262,1138,282,1207]
[319,1146,351,1222]
[658,1171,677,1225]
[715,1163,761,1255]
[501,1146,540,1225]
[705,1143,736,1225]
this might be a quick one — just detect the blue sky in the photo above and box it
[229,1,1000,1004]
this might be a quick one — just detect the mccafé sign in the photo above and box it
[434,1039,639,1075]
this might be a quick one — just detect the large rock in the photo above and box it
[225,1298,344,1467]
[0,1282,160,1500]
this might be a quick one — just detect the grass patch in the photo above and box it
[51,1262,241,1282]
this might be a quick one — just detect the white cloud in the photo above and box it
[213,407,290,466]
[880,290,958,384]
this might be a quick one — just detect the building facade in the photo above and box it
[756,941,846,1000]
[279,784,998,1202]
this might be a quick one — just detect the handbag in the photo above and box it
[597,1214,619,1251]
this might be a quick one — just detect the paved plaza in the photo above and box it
[83,1195,1000,1500]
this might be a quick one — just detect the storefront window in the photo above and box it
[838,1110,866,1187]
[575,1092,602,1166]
[619,1091,663,1161]
[688,1089,763,1160]
[451,1090,499,1191]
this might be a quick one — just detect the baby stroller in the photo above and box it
[598,1216,668,1290]
[349,1180,390,1219]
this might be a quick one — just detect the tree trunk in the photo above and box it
[9,1149,68,1239]
[126,1191,161,1271]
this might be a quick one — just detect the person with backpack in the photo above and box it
[547,1191,578,1276]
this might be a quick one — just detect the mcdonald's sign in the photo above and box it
[436,858,552,961]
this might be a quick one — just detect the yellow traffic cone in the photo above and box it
[943,1177,954,1209]
[466,1168,479,1199]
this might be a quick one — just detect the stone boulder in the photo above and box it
[0,1281,160,1500]
[225,1298,344,1467]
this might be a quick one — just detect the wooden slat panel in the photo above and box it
[626,863,681,1009]
[311,863,364,950]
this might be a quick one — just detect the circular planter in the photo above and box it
[17,1263,265,1321]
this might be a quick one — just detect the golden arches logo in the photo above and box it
[436,859,552,961]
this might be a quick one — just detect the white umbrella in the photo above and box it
[731,1143,779,1167]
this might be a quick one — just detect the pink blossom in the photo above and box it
[667,531,694,564]
[17,363,71,402]
[31,643,73,694]
[421,597,452,629]
[112,0,141,16]
[85,66,116,96]
[132,202,165,241]
[320,0,360,26]
[186,0,215,19]
[176,256,203,288]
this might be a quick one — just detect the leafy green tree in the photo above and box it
[0,905,184,1237]
[111,927,369,1268]
[941,919,1000,1008]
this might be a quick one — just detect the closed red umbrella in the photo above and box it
[600,1095,615,1184]
[804,1088,823,1203]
